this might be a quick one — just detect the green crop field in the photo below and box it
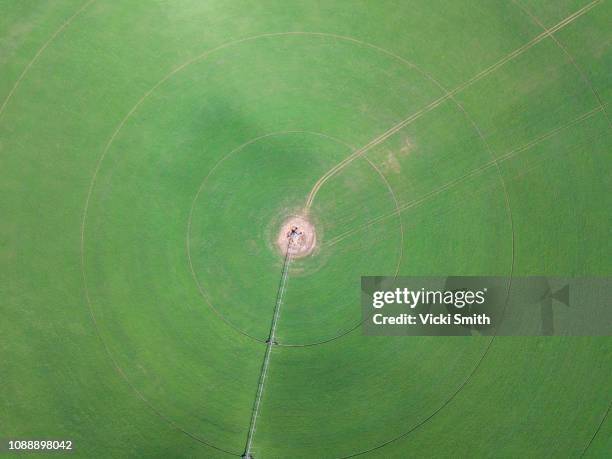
[1,1,610,457]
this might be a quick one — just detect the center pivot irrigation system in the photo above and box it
[243,236,295,458]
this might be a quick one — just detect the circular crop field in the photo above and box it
[1,1,610,458]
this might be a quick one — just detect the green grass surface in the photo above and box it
[1,1,610,457]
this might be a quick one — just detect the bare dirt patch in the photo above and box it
[276,215,316,258]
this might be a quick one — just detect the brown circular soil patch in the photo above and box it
[276,215,316,258]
